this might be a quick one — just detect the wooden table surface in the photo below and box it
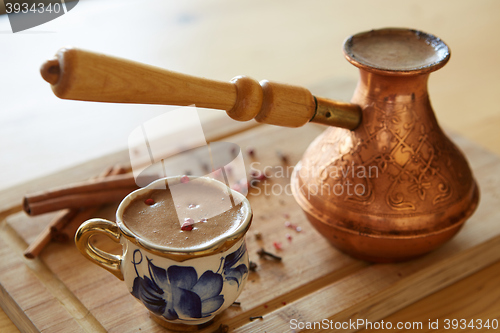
[1,0,499,331]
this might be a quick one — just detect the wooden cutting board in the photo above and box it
[1,124,500,333]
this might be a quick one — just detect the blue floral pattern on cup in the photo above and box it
[131,243,248,320]
[221,241,248,287]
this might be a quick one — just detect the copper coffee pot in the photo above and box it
[40,28,479,262]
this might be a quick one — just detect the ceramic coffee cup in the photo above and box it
[75,176,252,328]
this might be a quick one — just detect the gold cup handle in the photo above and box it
[75,218,124,280]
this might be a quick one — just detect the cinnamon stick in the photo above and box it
[49,166,121,237]
[24,227,52,259]
[24,173,137,204]
[25,188,136,216]
[23,173,156,216]
[53,166,128,242]
[23,209,79,259]
[52,208,100,242]
[23,165,127,258]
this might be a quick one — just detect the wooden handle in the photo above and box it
[41,47,361,129]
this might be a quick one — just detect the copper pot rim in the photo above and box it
[343,27,451,76]
[291,172,479,240]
